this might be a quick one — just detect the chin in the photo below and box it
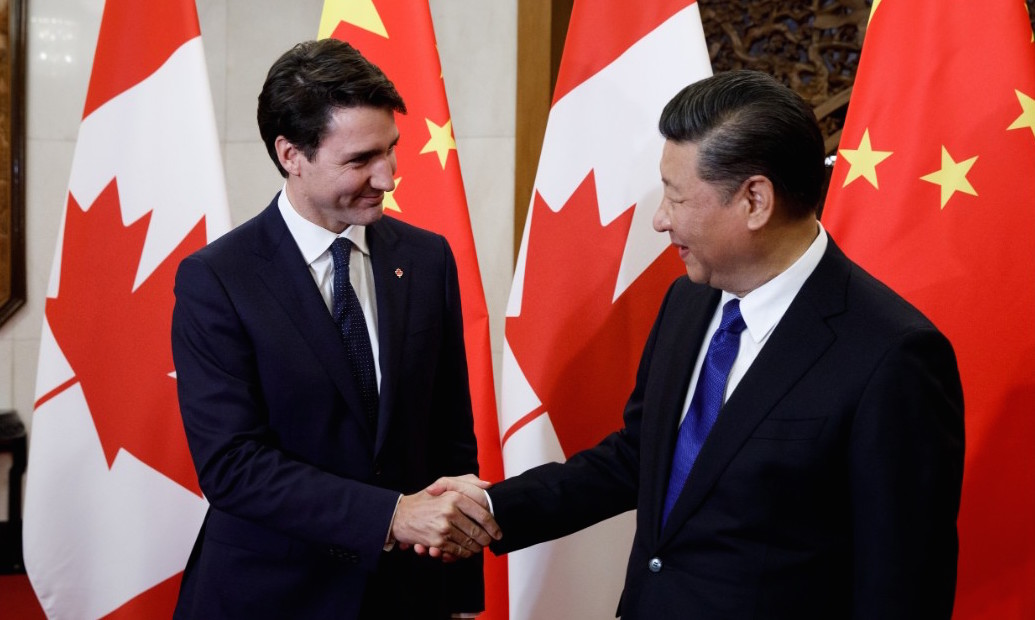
[359,207,385,225]
[683,265,705,284]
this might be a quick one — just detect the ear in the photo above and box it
[275,136,302,177]
[741,175,775,231]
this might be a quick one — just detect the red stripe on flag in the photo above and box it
[33,376,78,411]
[500,404,548,448]
[83,0,201,118]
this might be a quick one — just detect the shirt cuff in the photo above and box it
[384,494,402,551]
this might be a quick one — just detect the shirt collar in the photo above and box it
[725,222,828,344]
[277,187,370,265]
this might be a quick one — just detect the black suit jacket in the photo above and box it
[171,198,481,619]
[489,239,964,619]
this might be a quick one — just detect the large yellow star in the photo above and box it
[317,0,388,40]
[419,118,457,169]
[920,146,979,209]
[1007,89,1035,138]
[383,177,402,212]
[838,128,893,189]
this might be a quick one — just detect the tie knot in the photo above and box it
[719,299,746,335]
[330,237,353,271]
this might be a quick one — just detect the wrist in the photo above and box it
[384,494,402,551]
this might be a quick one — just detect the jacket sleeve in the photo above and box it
[849,326,964,618]
[172,254,400,572]
[486,282,683,554]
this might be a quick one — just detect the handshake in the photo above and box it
[390,474,501,561]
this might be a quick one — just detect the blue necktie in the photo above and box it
[662,299,746,527]
[329,238,379,425]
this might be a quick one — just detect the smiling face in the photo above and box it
[278,105,399,233]
[654,140,754,293]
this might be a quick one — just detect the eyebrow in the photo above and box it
[343,132,400,162]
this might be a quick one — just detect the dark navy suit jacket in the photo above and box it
[172,197,481,619]
[489,239,964,619]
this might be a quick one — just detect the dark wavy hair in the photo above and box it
[257,39,407,177]
[659,70,825,219]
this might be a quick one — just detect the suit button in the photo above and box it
[648,557,662,573]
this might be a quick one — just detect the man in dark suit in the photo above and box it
[171,39,499,619]
[436,71,965,618]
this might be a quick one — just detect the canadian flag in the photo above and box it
[500,1,710,617]
[23,1,230,617]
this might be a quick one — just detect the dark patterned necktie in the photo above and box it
[329,238,379,425]
[662,299,746,527]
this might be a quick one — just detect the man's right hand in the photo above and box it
[391,476,501,559]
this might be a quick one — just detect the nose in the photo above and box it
[652,201,670,233]
[370,154,397,192]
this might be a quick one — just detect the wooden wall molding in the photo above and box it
[0,0,26,327]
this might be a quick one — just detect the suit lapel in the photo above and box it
[658,243,851,544]
[367,218,412,455]
[252,201,375,437]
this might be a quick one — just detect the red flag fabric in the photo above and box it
[23,0,230,617]
[318,2,506,616]
[822,3,1035,617]
[500,1,710,617]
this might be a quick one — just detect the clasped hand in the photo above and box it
[391,474,500,560]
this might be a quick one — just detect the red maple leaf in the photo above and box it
[46,179,206,496]
[506,171,684,458]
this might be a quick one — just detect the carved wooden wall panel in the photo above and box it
[697,0,872,155]
[699,0,1035,155]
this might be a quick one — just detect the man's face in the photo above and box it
[653,140,750,292]
[280,106,399,233]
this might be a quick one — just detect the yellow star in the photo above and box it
[317,0,388,40]
[838,128,893,189]
[920,146,979,209]
[419,118,457,169]
[1007,89,1035,138]
[383,177,402,212]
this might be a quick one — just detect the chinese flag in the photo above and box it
[317,2,506,616]
[822,3,1035,617]
[501,1,709,617]
[23,0,230,617]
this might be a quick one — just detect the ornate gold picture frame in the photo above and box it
[0,0,25,326]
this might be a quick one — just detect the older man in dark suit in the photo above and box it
[436,70,964,619]
[171,39,499,619]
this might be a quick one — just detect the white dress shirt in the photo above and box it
[277,190,382,390]
[678,224,829,423]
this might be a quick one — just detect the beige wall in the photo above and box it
[0,0,516,519]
